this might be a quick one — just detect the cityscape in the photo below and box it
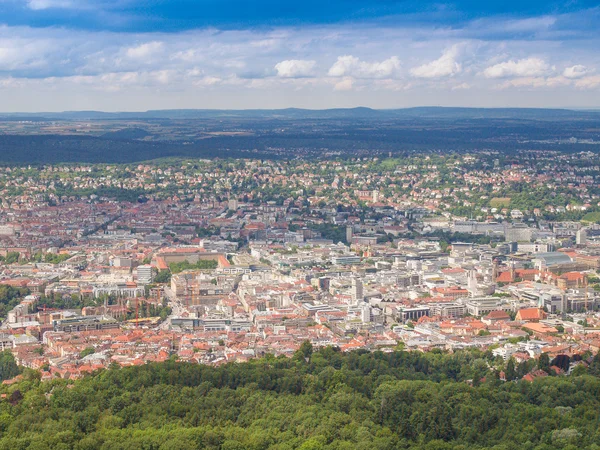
[1,147,600,378]
[1,0,600,448]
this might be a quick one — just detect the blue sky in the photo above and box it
[0,0,599,110]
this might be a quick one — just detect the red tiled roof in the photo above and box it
[516,308,546,321]
[485,310,511,320]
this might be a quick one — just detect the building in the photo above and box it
[482,310,511,325]
[400,306,430,323]
[429,302,467,318]
[464,297,513,317]
[332,255,362,265]
[351,278,364,304]
[0,333,14,351]
[397,273,421,288]
[533,252,573,270]
[53,315,120,332]
[515,308,547,322]
[505,223,532,243]
[556,272,585,290]
[112,257,132,268]
[517,242,554,253]
[576,228,588,245]
[346,226,353,243]
[136,265,154,284]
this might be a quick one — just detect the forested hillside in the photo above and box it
[1,346,599,449]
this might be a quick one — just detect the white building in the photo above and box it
[136,265,154,284]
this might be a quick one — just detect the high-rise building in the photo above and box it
[137,265,154,284]
[346,226,353,244]
[576,228,588,245]
[361,304,371,323]
[351,278,364,304]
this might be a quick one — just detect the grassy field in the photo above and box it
[490,197,511,208]
[582,211,600,223]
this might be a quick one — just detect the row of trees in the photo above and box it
[168,259,218,274]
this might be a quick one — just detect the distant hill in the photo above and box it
[2,106,600,121]
[0,107,599,164]
[100,127,152,140]
[0,134,277,163]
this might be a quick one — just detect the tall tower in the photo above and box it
[361,304,371,323]
[351,278,364,305]
[467,269,478,296]
[346,226,353,244]
[576,228,587,245]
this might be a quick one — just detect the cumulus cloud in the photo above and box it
[495,75,572,89]
[333,77,353,91]
[410,46,462,79]
[328,55,401,79]
[0,18,599,109]
[125,41,164,59]
[483,57,551,78]
[274,59,316,78]
[574,75,600,89]
[563,65,589,79]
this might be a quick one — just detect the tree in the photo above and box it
[155,271,171,284]
[505,357,516,381]
[589,351,600,376]
[296,340,313,360]
[0,351,21,381]
[80,347,95,359]
[538,352,551,374]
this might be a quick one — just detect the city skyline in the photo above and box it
[0,0,599,111]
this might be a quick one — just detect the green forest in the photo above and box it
[1,346,600,449]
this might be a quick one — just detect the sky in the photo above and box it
[0,0,599,111]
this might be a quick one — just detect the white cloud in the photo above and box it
[333,77,353,91]
[483,57,551,78]
[452,82,471,90]
[0,19,599,109]
[0,37,55,71]
[328,55,401,79]
[574,75,600,89]
[274,59,316,78]
[125,42,164,59]
[194,76,222,87]
[495,76,571,89]
[563,65,589,79]
[410,46,462,79]
[26,0,76,10]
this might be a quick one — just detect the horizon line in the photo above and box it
[1,106,600,115]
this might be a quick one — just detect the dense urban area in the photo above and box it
[1,112,600,448]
